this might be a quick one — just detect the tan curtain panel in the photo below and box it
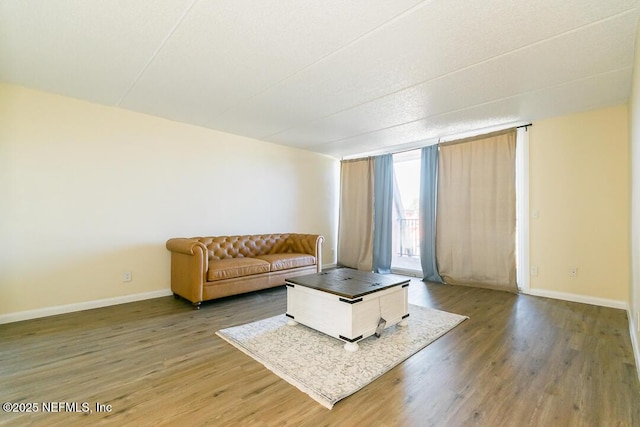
[338,158,374,271]
[436,129,517,292]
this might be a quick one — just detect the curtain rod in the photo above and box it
[439,125,529,147]
[341,123,532,161]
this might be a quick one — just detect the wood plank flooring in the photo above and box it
[1,280,639,426]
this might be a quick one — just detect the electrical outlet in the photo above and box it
[530,267,538,277]
[569,267,578,278]
[123,271,132,282]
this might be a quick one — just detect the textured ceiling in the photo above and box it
[1,0,639,158]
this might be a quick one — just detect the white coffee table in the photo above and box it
[285,268,410,352]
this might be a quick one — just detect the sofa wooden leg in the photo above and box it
[192,301,201,310]
[173,293,180,300]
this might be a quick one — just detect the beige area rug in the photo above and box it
[216,304,468,409]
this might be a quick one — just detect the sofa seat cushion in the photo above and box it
[254,253,316,272]
[207,258,270,282]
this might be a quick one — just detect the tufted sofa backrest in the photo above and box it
[195,234,319,260]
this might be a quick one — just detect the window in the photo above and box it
[391,150,422,273]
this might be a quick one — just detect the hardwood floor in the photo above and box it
[2,280,639,426]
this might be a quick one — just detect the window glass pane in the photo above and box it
[392,150,421,272]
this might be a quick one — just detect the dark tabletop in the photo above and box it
[285,268,410,299]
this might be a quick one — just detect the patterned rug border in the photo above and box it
[216,304,467,409]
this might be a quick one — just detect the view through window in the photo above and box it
[391,150,422,273]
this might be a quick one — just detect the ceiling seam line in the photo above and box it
[116,0,200,107]
[299,66,632,148]
[258,8,640,141]
[202,0,437,126]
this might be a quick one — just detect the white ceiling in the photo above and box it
[1,0,639,158]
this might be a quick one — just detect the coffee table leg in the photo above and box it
[287,319,298,326]
[344,341,359,352]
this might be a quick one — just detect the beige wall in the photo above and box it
[0,84,339,316]
[1,83,633,319]
[529,105,630,304]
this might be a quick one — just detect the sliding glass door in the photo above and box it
[391,150,421,274]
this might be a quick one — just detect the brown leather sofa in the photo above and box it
[166,233,323,308]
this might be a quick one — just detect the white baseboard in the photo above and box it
[0,289,173,325]
[627,308,640,383]
[522,288,628,310]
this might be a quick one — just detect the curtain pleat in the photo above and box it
[338,158,374,271]
[419,145,443,283]
[436,130,517,292]
[373,154,393,274]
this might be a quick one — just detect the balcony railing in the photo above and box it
[397,218,420,258]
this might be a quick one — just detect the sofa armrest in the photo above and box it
[166,238,208,304]
[315,235,324,272]
[166,238,207,256]
[287,234,324,272]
